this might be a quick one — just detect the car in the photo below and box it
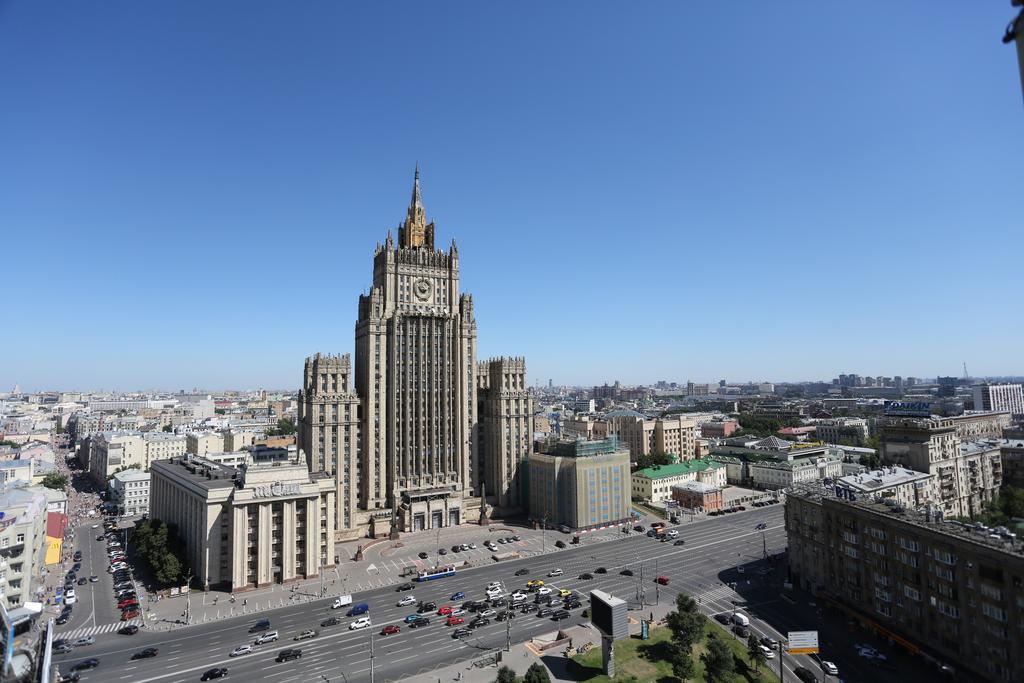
[450,608,466,617]
[70,658,100,672]
[738,506,746,511]
[418,601,437,613]
[479,608,496,618]
[460,544,470,551]
[131,648,159,660]
[468,543,477,549]
[547,569,563,577]
[397,595,416,607]
[595,567,607,574]
[276,649,302,662]
[468,617,489,629]
[65,590,77,605]
[72,637,95,647]
[759,636,778,648]
[404,613,422,623]
[397,582,415,591]
[462,600,483,610]
[452,627,471,638]
[554,540,567,548]
[76,577,87,586]
[714,613,731,625]
[519,603,538,613]
[451,545,461,552]
[526,579,544,588]
[673,539,686,546]
[794,668,817,683]
[564,600,582,610]
[346,603,369,616]
[737,566,745,574]
[515,568,529,576]
[620,569,634,576]
[655,576,670,585]
[95,535,104,541]
[758,644,775,659]
[118,625,139,636]
[857,647,887,661]
[512,535,521,541]
[254,631,279,644]
[505,537,515,543]
[551,609,570,620]
[578,573,593,580]
[438,548,447,555]
[321,616,343,628]
[349,617,371,630]
[446,616,465,626]
[437,605,453,616]
[408,617,430,628]
[418,551,428,559]
[666,530,679,538]
[450,591,465,600]
[200,668,229,681]
[537,586,552,595]
[536,608,553,618]
[732,624,749,638]
[73,552,83,561]
[511,591,528,602]
[89,575,98,583]
[557,588,571,598]
[821,661,839,676]
[294,630,318,641]
[121,610,140,621]
[497,537,507,544]
[496,610,515,621]
[56,613,71,625]
[54,643,75,654]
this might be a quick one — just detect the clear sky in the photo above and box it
[2,2,1021,392]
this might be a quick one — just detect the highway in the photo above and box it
[53,506,802,682]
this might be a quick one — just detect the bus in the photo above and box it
[416,565,456,582]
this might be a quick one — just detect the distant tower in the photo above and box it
[477,358,534,513]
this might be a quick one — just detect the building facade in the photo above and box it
[476,357,534,514]
[143,432,187,464]
[670,481,724,513]
[0,488,47,608]
[814,417,869,446]
[109,469,151,517]
[786,484,1024,683]
[87,432,145,484]
[835,466,933,509]
[149,447,336,591]
[600,411,697,462]
[972,384,1024,417]
[528,437,630,531]
[630,459,727,503]
[950,411,1013,440]
[186,432,225,457]
[298,353,362,540]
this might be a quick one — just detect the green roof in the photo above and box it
[634,459,725,480]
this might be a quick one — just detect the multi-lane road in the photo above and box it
[54,505,795,682]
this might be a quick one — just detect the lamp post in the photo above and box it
[185,567,194,625]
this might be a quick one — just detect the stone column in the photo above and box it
[283,500,296,582]
[232,505,247,590]
[257,503,271,587]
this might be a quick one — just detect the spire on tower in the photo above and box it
[411,162,422,212]
[398,164,434,249]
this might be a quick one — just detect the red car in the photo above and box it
[445,616,464,626]
[437,605,452,616]
[119,601,139,610]
[380,625,401,636]
[655,576,670,586]
[121,610,140,621]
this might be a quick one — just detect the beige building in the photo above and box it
[87,432,145,483]
[144,432,186,464]
[786,484,1024,683]
[603,411,697,462]
[814,417,869,446]
[221,430,256,453]
[835,466,933,509]
[0,487,48,607]
[630,459,727,503]
[298,353,361,540]
[477,357,534,514]
[881,417,1002,517]
[950,411,1013,440]
[528,437,631,531]
[149,447,336,591]
[186,431,225,457]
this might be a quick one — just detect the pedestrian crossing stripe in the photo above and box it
[59,619,141,639]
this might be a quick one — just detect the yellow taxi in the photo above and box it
[558,588,572,598]
[526,579,544,589]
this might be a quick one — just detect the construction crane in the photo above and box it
[963,362,970,380]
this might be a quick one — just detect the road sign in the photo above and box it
[787,630,819,655]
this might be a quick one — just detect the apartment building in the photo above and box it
[601,411,697,462]
[835,466,933,509]
[109,469,151,518]
[186,431,225,457]
[972,384,1024,417]
[631,459,727,503]
[815,417,870,446]
[0,488,47,608]
[786,484,1024,682]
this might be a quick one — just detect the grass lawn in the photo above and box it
[569,619,779,683]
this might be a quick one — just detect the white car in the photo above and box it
[468,543,477,549]
[821,661,839,676]
[397,596,416,607]
[230,645,253,657]
[511,591,528,602]
[758,644,775,659]
[486,587,503,597]
[666,530,678,538]
[537,586,552,596]
[450,608,466,617]
[547,569,563,577]
[349,617,371,630]
[254,631,279,644]
[479,608,497,618]
[486,582,502,590]
[64,590,77,605]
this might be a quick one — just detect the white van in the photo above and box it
[731,612,749,627]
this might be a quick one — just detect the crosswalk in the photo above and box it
[59,619,141,640]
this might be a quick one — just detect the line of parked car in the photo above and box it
[100,519,140,621]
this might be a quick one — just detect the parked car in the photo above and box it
[418,552,428,559]
[578,573,593,580]
[536,608,553,618]
[554,540,567,548]
[120,610,140,621]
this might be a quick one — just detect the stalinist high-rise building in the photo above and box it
[301,169,531,540]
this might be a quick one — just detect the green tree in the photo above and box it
[700,638,734,682]
[162,424,173,432]
[747,633,767,672]
[522,663,550,683]
[669,648,695,681]
[632,450,673,471]
[665,593,704,651]
[0,440,19,448]
[494,666,517,683]
[859,451,881,469]
[265,417,296,437]
[40,472,68,491]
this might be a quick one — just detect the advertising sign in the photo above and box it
[884,401,932,417]
[787,630,819,655]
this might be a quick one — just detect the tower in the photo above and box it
[477,357,534,513]
[355,168,479,533]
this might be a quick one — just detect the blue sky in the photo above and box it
[2,2,1021,392]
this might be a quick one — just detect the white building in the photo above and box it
[630,459,728,503]
[109,469,151,518]
[835,466,933,508]
[971,384,1024,417]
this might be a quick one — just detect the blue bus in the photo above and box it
[416,565,456,582]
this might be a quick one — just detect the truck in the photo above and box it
[331,595,353,610]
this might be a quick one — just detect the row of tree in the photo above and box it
[494,662,549,683]
[265,417,297,436]
[132,519,187,586]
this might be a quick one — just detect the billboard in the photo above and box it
[884,401,932,418]
[589,589,628,640]
[787,630,819,655]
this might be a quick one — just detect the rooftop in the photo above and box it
[836,466,931,492]
[634,458,725,479]
[671,480,719,493]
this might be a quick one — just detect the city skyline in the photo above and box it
[3,3,1022,390]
